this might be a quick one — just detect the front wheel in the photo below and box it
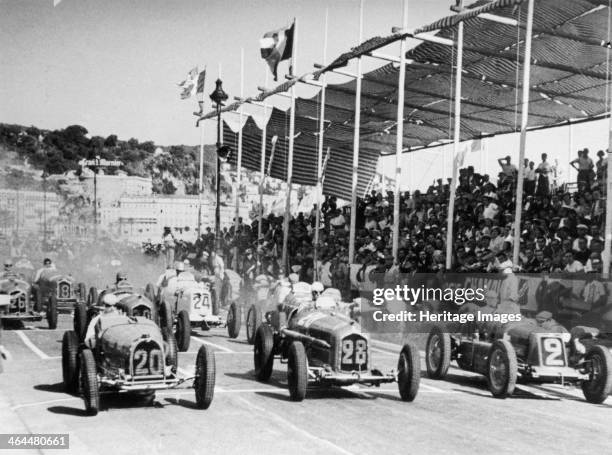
[80,349,99,416]
[162,328,178,371]
[46,295,58,330]
[246,305,262,345]
[77,282,87,302]
[175,310,191,352]
[159,300,173,334]
[227,302,241,339]
[581,345,612,404]
[62,331,80,393]
[254,325,274,382]
[194,344,216,409]
[74,303,88,342]
[87,287,98,306]
[287,341,308,401]
[487,339,517,398]
[397,342,421,401]
[425,325,451,379]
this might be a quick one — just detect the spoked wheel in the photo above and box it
[287,341,308,401]
[246,304,261,345]
[397,342,421,402]
[80,349,99,416]
[581,345,612,404]
[227,302,241,339]
[74,303,88,342]
[87,287,98,306]
[254,325,274,382]
[159,300,173,334]
[77,282,87,303]
[62,331,80,394]
[194,344,216,409]
[175,310,191,352]
[487,339,517,398]
[162,327,178,371]
[425,325,451,379]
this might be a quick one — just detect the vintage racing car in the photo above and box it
[0,273,56,328]
[253,282,420,401]
[75,285,159,342]
[61,315,215,415]
[150,277,241,352]
[34,270,87,323]
[425,320,612,403]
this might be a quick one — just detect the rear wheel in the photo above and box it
[425,325,451,379]
[194,344,215,409]
[227,302,241,339]
[159,300,173,333]
[398,342,421,401]
[46,295,58,330]
[77,283,87,302]
[62,331,80,393]
[254,325,274,382]
[74,303,88,342]
[270,310,287,331]
[87,287,98,306]
[162,328,178,371]
[246,305,262,345]
[80,349,99,416]
[487,339,517,398]
[287,341,308,401]
[581,345,612,404]
[175,310,191,352]
[144,283,157,303]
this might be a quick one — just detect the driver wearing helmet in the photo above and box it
[112,271,133,290]
[84,293,122,349]
[166,261,195,289]
[0,260,14,279]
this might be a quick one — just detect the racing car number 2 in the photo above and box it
[540,337,565,366]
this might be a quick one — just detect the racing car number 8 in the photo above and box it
[541,337,565,366]
[134,348,163,375]
[341,338,367,366]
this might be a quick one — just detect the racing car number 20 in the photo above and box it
[133,342,163,375]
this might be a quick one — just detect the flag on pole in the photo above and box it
[196,69,206,96]
[259,21,295,81]
[266,136,278,176]
[471,138,483,153]
[178,67,198,100]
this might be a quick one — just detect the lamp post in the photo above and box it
[42,170,49,250]
[209,79,229,249]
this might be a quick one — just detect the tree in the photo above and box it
[104,134,118,147]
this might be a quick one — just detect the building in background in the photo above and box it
[0,188,60,238]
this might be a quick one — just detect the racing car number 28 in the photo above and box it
[341,335,368,370]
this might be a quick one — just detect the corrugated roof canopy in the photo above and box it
[217,0,612,197]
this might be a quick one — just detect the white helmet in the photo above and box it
[102,293,120,307]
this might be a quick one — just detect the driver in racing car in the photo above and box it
[84,293,122,349]
[166,261,195,289]
[0,260,14,279]
[34,258,56,283]
[111,271,133,290]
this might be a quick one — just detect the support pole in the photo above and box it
[282,18,298,275]
[348,0,364,265]
[445,5,465,270]
[314,9,329,281]
[512,0,535,268]
[392,0,408,264]
[197,113,205,240]
[258,72,269,273]
[235,48,244,242]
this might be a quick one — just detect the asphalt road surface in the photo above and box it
[1,315,610,455]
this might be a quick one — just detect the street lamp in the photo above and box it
[42,170,49,250]
[209,78,229,249]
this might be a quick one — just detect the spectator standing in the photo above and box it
[162,226,175,269]
[536,153,552,196]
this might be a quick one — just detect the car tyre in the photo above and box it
[581,344,612,404]
[77,282,87,303]
[287,341,308,401]
[80,348,99,416]
[162,327,178,371]
[425,325,451,379]
[254,325,274,382]
[194,344,215,409]
[270,310,287,331]
[62,331,80,394]
[74,303,88,342]
[246,304,261,345]
[487,339,517,398]
[87,287,98,306]
[144,283,157,303]
[398,342,421,401]
[46,295,58,330]
[175,310,191,352]
[159,300,173,333]
[227,302,241,339]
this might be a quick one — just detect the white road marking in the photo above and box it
[183,350,251,355]
[370,346,397,356]
[190,336,235,353]
[11,397,79,411]
[15,330,50,359]
[234,395,356,455]
[420,383,449,393]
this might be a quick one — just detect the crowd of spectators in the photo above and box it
[159,147,609,291]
